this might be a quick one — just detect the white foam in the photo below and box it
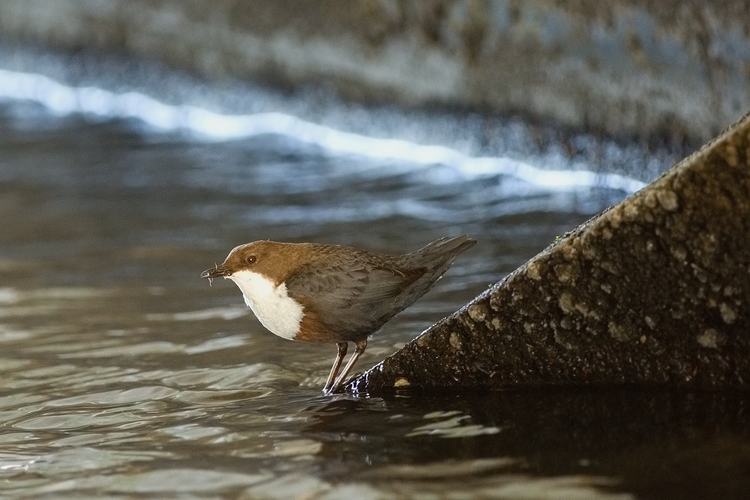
[0,68,646,193]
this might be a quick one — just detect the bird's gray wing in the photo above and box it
[286,262,426,341]
[286,261,425,307]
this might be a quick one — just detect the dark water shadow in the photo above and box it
[299,386,750,499]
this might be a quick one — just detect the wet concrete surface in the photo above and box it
[1,0,749,142]
[352,112,750,394]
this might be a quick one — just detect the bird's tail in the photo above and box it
[406,235,477,271]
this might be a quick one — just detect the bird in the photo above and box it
[201,235,476,394]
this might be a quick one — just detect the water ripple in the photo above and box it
[0,69,645,194]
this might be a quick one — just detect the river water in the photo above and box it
[0,48,748,499]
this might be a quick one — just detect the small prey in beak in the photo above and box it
[200,264,228,284]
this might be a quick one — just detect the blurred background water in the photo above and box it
[1,44,748,499]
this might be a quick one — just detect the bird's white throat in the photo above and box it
[228,270,304,340]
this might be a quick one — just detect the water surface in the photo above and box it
[0,54,747,499]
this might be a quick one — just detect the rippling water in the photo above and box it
[1,48,748,499]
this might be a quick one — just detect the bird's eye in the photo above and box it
[246,255,257,265]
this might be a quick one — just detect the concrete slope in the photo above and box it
[349,112,750,394]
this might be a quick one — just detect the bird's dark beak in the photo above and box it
[201,265,229,279]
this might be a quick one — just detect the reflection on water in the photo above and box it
[0,67,645,192]
[0,65,747,498]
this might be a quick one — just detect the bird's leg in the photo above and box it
[329,338,367,394]
[323,342,348,393]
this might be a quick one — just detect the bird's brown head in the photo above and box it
[200,240,308,285]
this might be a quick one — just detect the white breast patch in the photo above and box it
[228,270,304,341]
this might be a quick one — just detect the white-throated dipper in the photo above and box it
[201,235,476,393]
